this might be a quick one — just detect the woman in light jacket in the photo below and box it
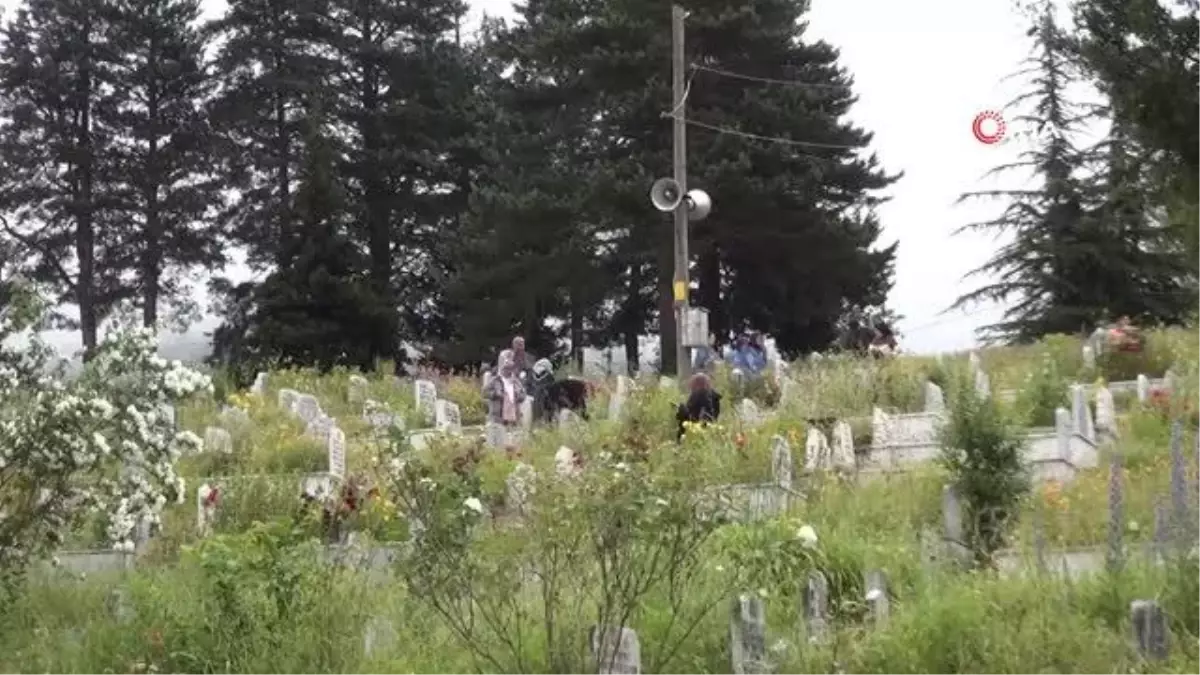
[483,352,527,447]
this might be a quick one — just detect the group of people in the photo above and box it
[482,337,590,439]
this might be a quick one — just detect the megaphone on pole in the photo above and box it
[650,177,683,212]
[685,189,711,221]
[649,178,713,222]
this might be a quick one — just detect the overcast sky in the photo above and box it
[3,0,1097,359]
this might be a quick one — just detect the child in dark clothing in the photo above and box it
[676,372,722,441]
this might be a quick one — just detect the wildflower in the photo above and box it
[655,498,668,507]
[463,497,484,514]
[866,588,883,601]
[796,524,818,548]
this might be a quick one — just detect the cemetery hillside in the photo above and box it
[0,308,1197,673]
[0,0,1197,672]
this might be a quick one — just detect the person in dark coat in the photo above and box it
[676,372,722,441]
[529,358,557,424]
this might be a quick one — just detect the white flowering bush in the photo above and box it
[0,301,210,588]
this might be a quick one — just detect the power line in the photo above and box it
[690,63,851,90]
[664,113,862,150]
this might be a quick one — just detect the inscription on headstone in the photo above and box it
[414,379,438,424]
[328,427,347,480]
[589,625,641,674]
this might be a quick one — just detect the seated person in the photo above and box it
[676,373,722,441]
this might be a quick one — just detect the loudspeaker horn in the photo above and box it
[649,177,683,212]
[686,189,712,221]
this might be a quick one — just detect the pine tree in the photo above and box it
[951,5,1096,341]
[0,0,130,356]
[106,0,224,329]
[211,104,396,373]
[316,0,477,362]
[206,0,326,270]
[440,7,606,367]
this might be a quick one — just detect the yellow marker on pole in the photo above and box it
[673,281,686,302]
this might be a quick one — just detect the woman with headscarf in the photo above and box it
[483,351,527,448]
[676,372,722,441]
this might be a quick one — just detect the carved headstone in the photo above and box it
[554,446,582,478]
[328,426,346,480]
[1136,374,1150,403]
[737,398,762,426]
[294,394,322,424]
[608,376,631,420]
[251,371,268,395]
[804,428,830,473]
[830,420,855,471]
[434,399,462,433]
[306,414,335,443]
[414,379,438,424]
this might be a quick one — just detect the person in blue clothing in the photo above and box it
[726,332,767,376]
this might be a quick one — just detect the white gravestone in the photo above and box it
[608,376,631,420]
[924,381,945,413]
[831,420,856,471]
[219,405,250,428]
[589,625,641,674]
[434,399,462,433]
[485,421,507,448]
[730,594,768,674]
[1095,386,1117,437]
[251,371,268,395]
[306,414,335,443]
[519,398,533,429]
[770,435,793,489]
[1070,384,1095,441]
[327,426,346,480]
[278,388,299,412]
[414,379,438,424]
[203,426,232,454]
[348,375,369,404]
[974,368,990,399]
[804,427,831,473]
[1136,374,1150,402]
[1082,344,1095,370]
[363,402,403,432]
[737,399,762,426]
[555,445,583,478]
[294,394,322,424]
[557,408,581,430]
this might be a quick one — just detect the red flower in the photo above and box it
[203,487,220,508]
[735,432,747,449]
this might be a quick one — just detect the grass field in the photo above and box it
[1,328,1197,673]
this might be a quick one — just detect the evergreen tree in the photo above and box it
[0,0,130,356]
[957,2,1196,341]
[315,0,478,362]
[210,105,396,373]
[205,0,325,270]
[1072,0,1199,272]
[106,0,224,329]
[440,7,606,367]
[951,6,1096,341]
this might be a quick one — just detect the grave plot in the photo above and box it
[194,472,344,537]
[703,434,798,522]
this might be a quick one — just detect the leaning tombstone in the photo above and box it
[737,398,762,426]
[730,594,769,674]
[277,388,300,413]
[769,435,793,489]
[293,394,322,423]
[803,428,830,473]
[1130,600,1168,661]
[1095,385,1117,438]
[588,625,641,674]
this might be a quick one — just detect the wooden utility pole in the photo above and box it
[671,4,691,382]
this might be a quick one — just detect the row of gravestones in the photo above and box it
[924,429,1197,664]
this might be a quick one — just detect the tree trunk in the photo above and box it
[142,37,162,328]
[75,35,98,360]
